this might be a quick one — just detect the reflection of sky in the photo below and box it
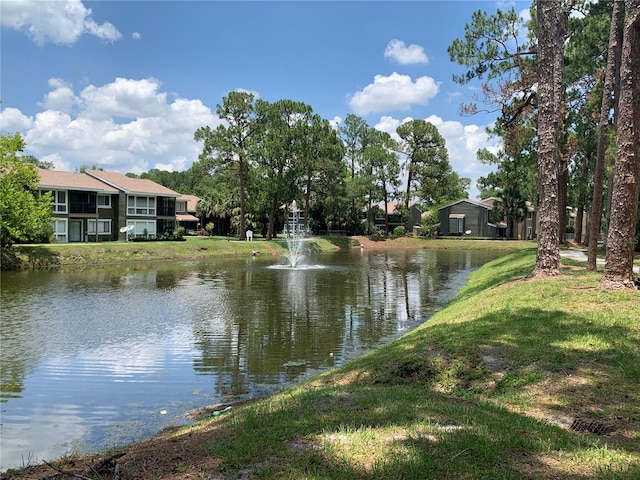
[2,403,96,468]
[0,250,500,471]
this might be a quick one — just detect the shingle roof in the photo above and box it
[438,198,492,211]
[178,194,200,212]
[86,170,180,197]
[37,168,119,193]
[366,200,419,214]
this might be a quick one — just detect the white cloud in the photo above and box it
[373,114,500,200]
[384,39,429,64]
[39,78,79,112]
[328,116,342,130]
[79,78,168,120]
[132,32,141,40]
[0,107,33,131]
[348,73,439,115]
[0,0,121,46]
[8,77,221,175]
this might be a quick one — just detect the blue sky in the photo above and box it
[1,0,532,199]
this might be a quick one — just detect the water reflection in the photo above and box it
[0,248,499,471]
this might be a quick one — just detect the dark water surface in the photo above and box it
[0,248,500,471]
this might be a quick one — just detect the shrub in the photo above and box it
[393,226,406,237]
[369,228,385,242]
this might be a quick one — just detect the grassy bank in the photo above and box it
[1,236,340,270]
[1,236,529,270]
[6,245,639,479]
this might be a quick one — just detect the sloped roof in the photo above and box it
[37,168,119,193]
[366,200,419,214]
[178,194,200,212]
[176,213,199,222]
[438,198,492,211]
[86,170,180,197]
[481,197,536,212]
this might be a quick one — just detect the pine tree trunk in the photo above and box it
[600,0,640,290]
[575,205,584,245]
[238,156,246,240]
[531,1,569,277]
[588,0,623,270]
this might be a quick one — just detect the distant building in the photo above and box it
[437,198,538,239]
[176,194,200,234]
[364,200,422,234]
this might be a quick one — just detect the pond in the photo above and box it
[0,247,501,471]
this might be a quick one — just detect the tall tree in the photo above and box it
[195,91,258,240]
[299,114,346,233]
[396,119,441,205]
[254,99,311,240]
[339,114,371,234]
[447,7,536,123]
[530,0,573,278]
[0,133,53,246]
[396,119,462,218]
[600,0,640,290]
[587,0,624,270]
[364,130,401,235]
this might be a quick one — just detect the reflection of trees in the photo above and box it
[189,261,350,397]
[188,250,501,400]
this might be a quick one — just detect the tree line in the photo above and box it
[448,0,639,290]
[138,95,468,240]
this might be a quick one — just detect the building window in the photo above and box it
[449,213,465,235]
[527,211,533,220]
[176,201,186,213]
[527,226,533,240]
[98,195,111,208]
[52,219,68,242]
[88,219,112,235]
[127,196,156,216]
[128,220,156,238]
[47,190,67,213]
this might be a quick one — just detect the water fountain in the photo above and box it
[284,236,305,268]
[267,201,325,270]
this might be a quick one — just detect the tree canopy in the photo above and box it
[1,133,53,246]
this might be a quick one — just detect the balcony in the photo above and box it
[69,202,97,214]
[157,206,176,217]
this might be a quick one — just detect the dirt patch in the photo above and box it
[3,419,231,480]
[350,235,427,250]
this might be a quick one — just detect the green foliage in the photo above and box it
[420,209,440,238]
[195,91,259,239]
[22,155,54,170]
[0,133,54,246]
[393,225,405,237]
[397,119,467,208]
[369,227,385,241]
[76,164,103,173]
[448,8,531,84]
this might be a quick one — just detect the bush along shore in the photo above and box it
[4,242,640,479]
